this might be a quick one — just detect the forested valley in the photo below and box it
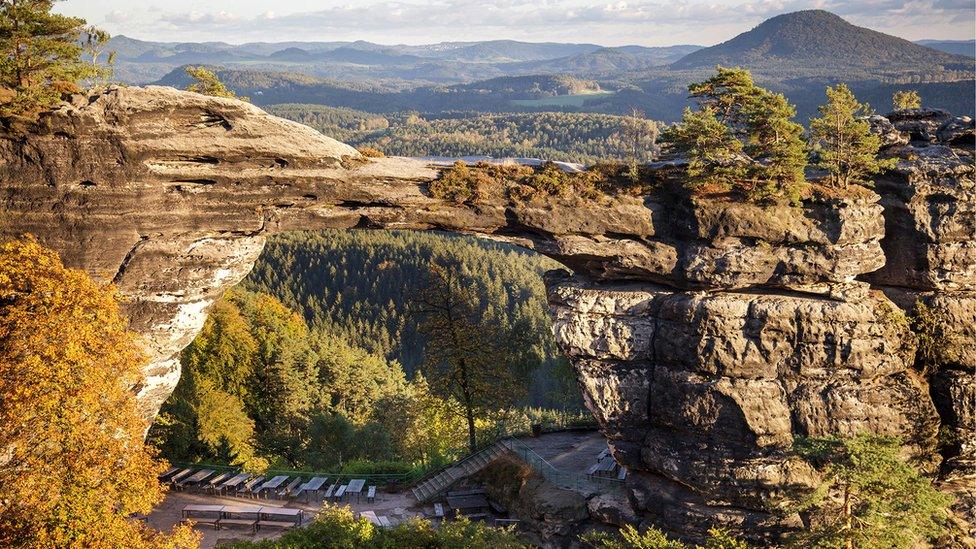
[149,231,587,475]
[265,105,660,163]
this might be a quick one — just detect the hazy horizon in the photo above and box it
[58,1,976,48]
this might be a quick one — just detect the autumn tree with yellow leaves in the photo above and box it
[0,237,198,548]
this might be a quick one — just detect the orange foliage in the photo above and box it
[0,237,199,548]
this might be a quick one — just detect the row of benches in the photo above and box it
[160,467,377,503]
[181,504,304,533]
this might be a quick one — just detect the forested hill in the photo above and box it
[243,230,579,408]
[671,10,971,73]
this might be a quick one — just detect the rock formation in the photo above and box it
[0,86,972,541]
[864,109,976,528]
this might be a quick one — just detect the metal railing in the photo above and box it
[500,437,626,496]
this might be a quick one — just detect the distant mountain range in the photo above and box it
[916,39,976,58]
[107,35,700,84]
[124,10,972,123]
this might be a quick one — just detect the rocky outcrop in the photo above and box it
[477,455,596,548]
[864,109,976,529]
[1,86,972,542]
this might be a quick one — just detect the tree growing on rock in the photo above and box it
[809,84,897,188]
[0,237,198,548]
[664,67,808,204]
[412,259,532,452]
[892,90,921,111]
[615,107,660,182]
[0,0,108,122]
[790,435,953,549]
[185,65,246,101]
[661,106,746,190]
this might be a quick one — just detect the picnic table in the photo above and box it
[257,475,289,496]
[221,505,261,533]
[181,504,223,529]
[221,473,251,491]
[182,504,224,517]
[360,510,381,525]
[179,469,215,486]
[204,472,232,491]
[446,493,490,515]
[259,507,303,529]
[346,479,366,502]
[278,477,304,499]
[158,466,180,480]
[300,476,328,501]
[169,468,194,483]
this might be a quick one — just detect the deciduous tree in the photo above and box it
[809,84,896,188]
[413,259,531,452]
[0,237,198,548]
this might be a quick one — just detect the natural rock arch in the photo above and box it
[2,86,972,540]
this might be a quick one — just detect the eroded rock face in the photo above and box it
[864,110,976,529]
[1,87,973,541]
[547,275,938,538]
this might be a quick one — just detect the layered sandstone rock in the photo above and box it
[864,110,976,529]
[0,86,972,542]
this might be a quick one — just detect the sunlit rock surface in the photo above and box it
[1,87,972,541]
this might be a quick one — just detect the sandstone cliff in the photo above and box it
[0,87,972,542]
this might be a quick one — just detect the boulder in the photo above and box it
[886,108,953,143]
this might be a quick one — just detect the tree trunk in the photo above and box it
[844,484,853,549]
[465,402,477,453]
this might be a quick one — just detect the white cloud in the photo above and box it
[69,0,975,45]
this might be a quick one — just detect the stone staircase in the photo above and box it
[411,439,510,503]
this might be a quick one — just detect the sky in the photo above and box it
[55,0,976,47]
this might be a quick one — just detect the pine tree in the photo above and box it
[790,435,953,549]
[0,0,105,122]
[892,90,921,111]
[185,65,247,101]
[661,106,746,190]
[674,67,808,203]
[809,84,897,188]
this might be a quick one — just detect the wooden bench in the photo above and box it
[187,516,219,529]
[322,484,336,500]
[433,503,445,518]
[181,504,223,530]
[258,519,298,530]
[333,484,347,502]
[377,516,391,527]
[218,518,256,533]
[366,485,376,503]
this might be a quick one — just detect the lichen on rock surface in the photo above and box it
[0,86,973,542]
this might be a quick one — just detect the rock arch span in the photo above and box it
[2,86,972,540]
